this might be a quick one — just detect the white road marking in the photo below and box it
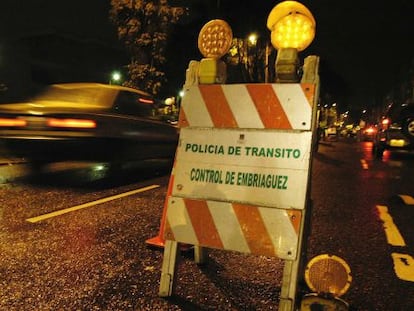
[26,184,160,223]
[376,205,405,247]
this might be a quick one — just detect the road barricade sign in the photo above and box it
[161,83,316,261]
[154,12,320,310]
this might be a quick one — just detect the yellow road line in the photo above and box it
[376,205,406,247]
[392,253,414,282]
[26,184,160,223]
[399,195,414,205]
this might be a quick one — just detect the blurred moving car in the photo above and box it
[0,83,179,167]
[372,101,414,158]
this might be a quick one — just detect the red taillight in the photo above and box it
[0,117,27,127]
[138,98,154,104]
[47,118,96,129]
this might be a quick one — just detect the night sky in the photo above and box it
[0,0,118,43]
[187,0,414,111]
[1,0,414,112]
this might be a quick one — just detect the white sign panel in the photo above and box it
[172,128,313,209]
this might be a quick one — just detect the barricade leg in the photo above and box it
[159,240,179,297]
[279,207,309,311]
[194,246,208,265]
[279,259,298,311]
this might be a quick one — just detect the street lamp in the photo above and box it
[246,33,260,82]
[248,33,258,46]
[267,1,316,82]
[110,71,122,85]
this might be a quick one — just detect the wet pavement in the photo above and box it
[1,140,414,310]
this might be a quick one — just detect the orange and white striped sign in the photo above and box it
[163,197,301,260]
[179,83,316,129]
[160,83,316,259]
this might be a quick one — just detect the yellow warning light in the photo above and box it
[198,19,233,59]
[304,254,352,297]
[267,1,315,51]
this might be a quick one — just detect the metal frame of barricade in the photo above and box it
[156,55,319,311]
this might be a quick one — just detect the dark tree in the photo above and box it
[110,0,186,95]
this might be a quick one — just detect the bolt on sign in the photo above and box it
[162,82,317,260]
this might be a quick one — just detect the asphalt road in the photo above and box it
[0,139,413,310]
[309,139,414,310]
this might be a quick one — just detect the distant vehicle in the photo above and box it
[0,83,179,167]
[360,125,377,141]
[372,101,414,158]
[324,126,338,141]
[340,124,358,138]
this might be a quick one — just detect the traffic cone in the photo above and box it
[145,173,174,248]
